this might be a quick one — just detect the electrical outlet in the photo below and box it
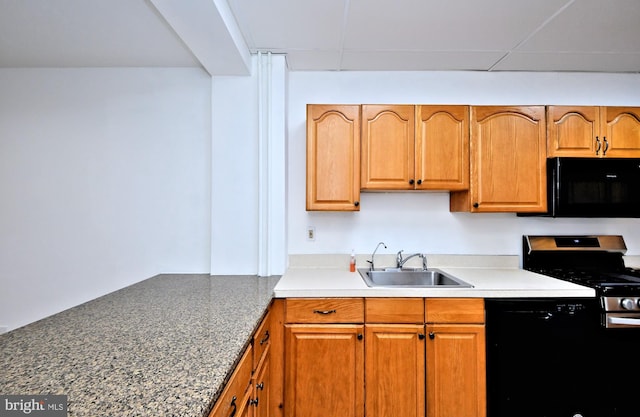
[307,226,316,241]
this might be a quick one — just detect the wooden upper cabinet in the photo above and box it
[416,105,469,190]
[547,106,600,157]
[361,104,469,191]
[361,105,415,190]
[603,107,640,157]
[306,105,361,211]
[451,106,547,213]
[548,106,640,158]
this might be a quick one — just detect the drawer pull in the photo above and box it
[260,330,270,345]
[228,396,237,417]
[313,309,337,315]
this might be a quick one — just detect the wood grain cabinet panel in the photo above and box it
[426,324,486,417]
[365,324,426,417]
[603,107,640,157]
[285,298,364,324]
[451,106,547,213]
[361,104,416,190]
[547,106,600,157]
[306,104,361,211]
[209,345,253,417]
[416,105,469,190]
[361,105,469,191]
[284,324,365,417]
[548,106,640,158]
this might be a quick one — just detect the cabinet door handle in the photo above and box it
[428,332,435,340]
[260,330,270,345]
[354,201,360,207]
[417,179,422,185]
[473,202,479,208]
[409,179,415,185]
[228,396,237,417]
[595,136,602,155]
[256,382,264,390]
[357,333,363,340]
[418,333,426,340]
[603,136,609,155]
[313,309,337,315]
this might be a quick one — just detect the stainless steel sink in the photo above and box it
[358,268,473,288]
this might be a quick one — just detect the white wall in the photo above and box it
[0,68,212,331]
[288,71,640,258]
[211,54,288,276]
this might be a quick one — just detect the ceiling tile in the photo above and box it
[343,0,571,51]
[494,51,640,72]
[0,0,199,67]
[285,50,342,71]
[227,0,346,51]
[340,50,506,71]
[518,0,640,53]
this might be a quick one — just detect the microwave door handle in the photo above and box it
[595,136,602,155]
[608,316,640,327]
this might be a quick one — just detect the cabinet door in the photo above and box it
[253,351,270,417]
[361,105,415,190]
[602,107,640,157]
[416,105,469,190]
[464,106,547,212]
[426,324,486,417]
[209,345,254,417]
[284,324,364,417]
[306,105,360,211]
[365,324,425,417]
[547,106,600,157]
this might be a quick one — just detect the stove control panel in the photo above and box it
[602,297,640,312]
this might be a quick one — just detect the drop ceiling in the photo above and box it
[0,0,639,74]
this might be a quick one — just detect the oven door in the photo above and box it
[604,312,640,328]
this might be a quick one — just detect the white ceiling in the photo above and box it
[1,0,639,74]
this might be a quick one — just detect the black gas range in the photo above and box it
[524,235,640,328]
[486,235,640,417]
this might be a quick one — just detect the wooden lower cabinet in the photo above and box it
[365,324,425,417]
[284,324,365,417]
[252,351,270,417]
[280,298,486,417]
[209,344,254,417]
[426,324,486,417]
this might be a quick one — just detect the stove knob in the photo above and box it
[621,298,636,310]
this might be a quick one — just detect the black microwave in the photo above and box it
[544,157,640,218]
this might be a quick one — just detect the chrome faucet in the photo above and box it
[367,242,387,270]
[396,251,427,271]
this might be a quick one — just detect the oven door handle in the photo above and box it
[607,316,640,328]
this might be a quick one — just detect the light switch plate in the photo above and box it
[306,226,316,241]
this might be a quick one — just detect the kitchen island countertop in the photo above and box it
[0,274,279,417]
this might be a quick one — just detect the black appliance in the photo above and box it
[533,157,640,217]
[486,235,640,417]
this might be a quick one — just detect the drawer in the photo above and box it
[253,310,271,370]
[425,298,485,323]
[365,298,424,323]
[209,344,253,417]
[285,298,364,323]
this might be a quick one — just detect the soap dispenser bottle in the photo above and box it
[350,250,356,272]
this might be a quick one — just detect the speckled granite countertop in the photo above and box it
[0,274,279,417]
